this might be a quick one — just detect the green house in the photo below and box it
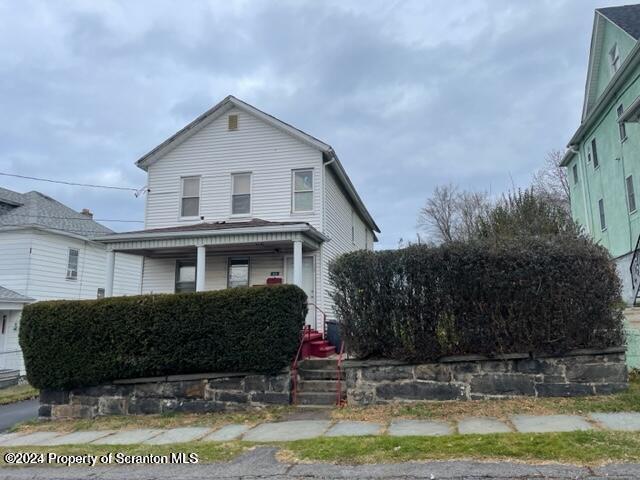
[562,4,640,304]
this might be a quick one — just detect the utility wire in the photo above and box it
[0,172,147,196]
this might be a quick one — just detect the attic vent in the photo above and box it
[228,114,238,131]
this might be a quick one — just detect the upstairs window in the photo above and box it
[175,260,196,293]
[231,173,251,215]
[228,257,249,288]
[66,248,79,280]
[181,177,200,217]
[598,198,606,231]
[627,175,637,213]
[609,43,621,73]
[591,138,599,169]
[618,104,627,141]
[292,169,313,212]
[572,164,579,185]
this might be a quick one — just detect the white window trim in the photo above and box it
[230,172,252,217]
[66,248,79,280]
[179,176,201,220]
[291,168,314,213]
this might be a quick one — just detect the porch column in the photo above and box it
[293,240,303,287]
[196,244,206,292]
[105,249,115,298]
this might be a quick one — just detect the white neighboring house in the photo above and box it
[0,187,143,373]
[95,95,380,329]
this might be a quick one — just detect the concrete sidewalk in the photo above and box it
[0,412,639,446]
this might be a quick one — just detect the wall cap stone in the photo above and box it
[113,369,289,385]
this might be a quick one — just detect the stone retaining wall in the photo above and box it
[343,348,628,405]
[39,371,290,419]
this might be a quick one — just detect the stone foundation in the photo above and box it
[343,348,628,405]
[40,371,290,420]
[39,348,629,418]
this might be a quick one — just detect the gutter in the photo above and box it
[568,41,640,147]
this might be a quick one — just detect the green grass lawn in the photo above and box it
[280,431,640,465]
[2,431,640,467]
[0,442,245,466]
[0,384,38,406]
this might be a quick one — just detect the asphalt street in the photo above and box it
[0,399,38,432]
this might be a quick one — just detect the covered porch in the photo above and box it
[94,219,327,328]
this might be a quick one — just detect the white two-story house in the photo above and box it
[96,96,380,329]
[0,187,142,373]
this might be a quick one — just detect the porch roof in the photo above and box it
[93,218,327,253]
[0,286,33,305]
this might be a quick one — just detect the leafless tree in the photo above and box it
[418,184,458,243]
[532,149,570,213]
[418,184,491,244]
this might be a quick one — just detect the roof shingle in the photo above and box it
[598,4,640,40]
[0,186,112,237]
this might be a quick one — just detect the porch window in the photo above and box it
[181,177,200,217]
[66,248,79,280]
[292,169,313,212]
[175,260,196,293]
[228,257,249,288]
[231,173,251,215]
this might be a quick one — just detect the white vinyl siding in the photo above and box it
[144,107,323,229]
[320,167,374,322]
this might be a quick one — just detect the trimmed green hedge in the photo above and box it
[329,238,625,361]
[20,285,307,390]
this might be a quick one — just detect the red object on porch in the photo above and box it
[266,276,283,285]
[300,327,336,358]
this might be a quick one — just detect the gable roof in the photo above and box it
[0,186,112,237]
[597,4,640,40]
[0,285,33,303]
[135,95,380,233]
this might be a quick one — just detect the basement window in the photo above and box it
[66,248,79,280]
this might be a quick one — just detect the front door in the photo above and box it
[285,256,315,327]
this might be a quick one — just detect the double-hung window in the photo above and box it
[591,138,599,169]
[598,199,606,231]
[231,173,251,215]
[181,177,200,217]
[627,176,637,213]
[572,164,579,185]
[618,104,627,141]
[292,169,313,212]
[66,248,79,280]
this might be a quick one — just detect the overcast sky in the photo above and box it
[0,0,628,248]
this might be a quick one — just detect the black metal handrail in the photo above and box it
[630,234,640,305]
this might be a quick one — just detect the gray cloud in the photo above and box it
[0,0,623,247]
